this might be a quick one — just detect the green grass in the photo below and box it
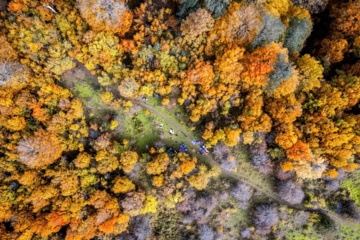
[226,208,250,239]
[232,144,274,193]
[341,170,360,206]
[121,110,159,151]
[72,80,105,116]
[338,225,360,240]
[74,83,94,99]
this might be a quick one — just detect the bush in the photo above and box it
[213,143,230,161]
[240,227,252,239]
[220,158,236,172]
[275,166,295,181]
[325,180,340,192]
[293,211,309,227]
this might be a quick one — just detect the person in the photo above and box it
[199,146,204,155]
[191,140,196,145]
[199,145,208,155]
[169,129,174,135]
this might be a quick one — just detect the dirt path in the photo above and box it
[132,99,360,230]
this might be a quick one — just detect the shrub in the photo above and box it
[240,227,252,239]
[325,180,340,192]
[213,143,230,160]
[293,211,310,227]
[275,165,295,181]
[220,158,236,172]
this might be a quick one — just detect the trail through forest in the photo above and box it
[61,64,359,231]
[131,98,360,231]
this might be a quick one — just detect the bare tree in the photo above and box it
[251,153,274,175]
[198,224,215,240]
[275,165,295,181]
[254,204,279,235]
[0,61,27,87]
[230,183,253,209]
[240,227,252,239]
[277,181,305,205]
[213,143,230,161]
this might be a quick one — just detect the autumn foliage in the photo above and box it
[1,0,360,238]
[77,0,133,35]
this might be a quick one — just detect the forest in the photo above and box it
[0,0,360,239]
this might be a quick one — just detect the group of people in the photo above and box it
[160,123,208,155]
[191,140,209,155]
[165,140,209,156]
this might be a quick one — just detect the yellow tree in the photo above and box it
[120,151,139,173]
[266,94,302,124]
[146,153,170,175]
[296,54,324,92]
[112,176,135,194]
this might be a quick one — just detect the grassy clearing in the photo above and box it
[120,109,160,151]
[145,97,202,140]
